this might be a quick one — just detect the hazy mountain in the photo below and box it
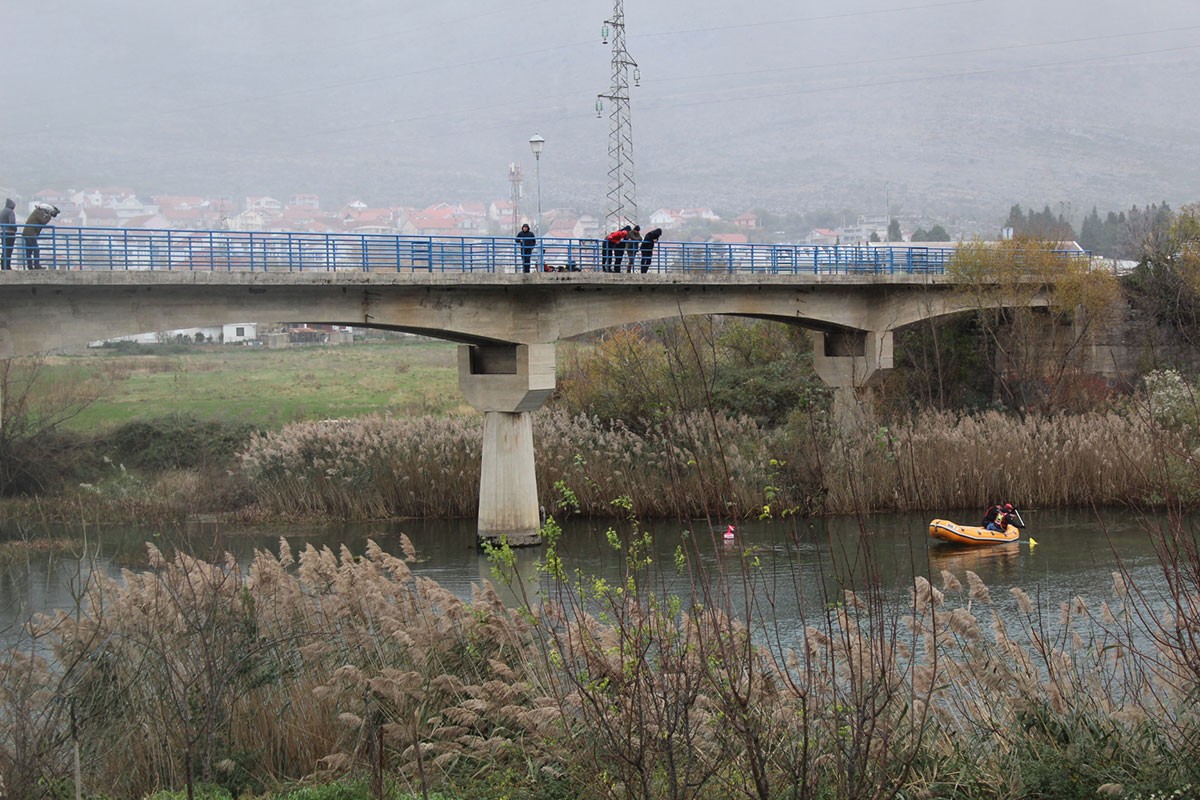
[3,0,1197,222]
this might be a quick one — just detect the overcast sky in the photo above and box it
[3,0,1198,221]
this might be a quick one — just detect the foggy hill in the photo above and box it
[3,0,1197,222]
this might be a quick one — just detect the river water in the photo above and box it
[0,507,1178,640]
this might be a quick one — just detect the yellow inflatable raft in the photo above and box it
[928,518,1020,545]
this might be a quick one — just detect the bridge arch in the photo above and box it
[1,269,1056,546]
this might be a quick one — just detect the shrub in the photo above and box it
[102,414,263,471]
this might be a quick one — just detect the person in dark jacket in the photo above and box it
[624,225,642,272]
[515,223,536,273]
[0,198,16,270]
[22,204,59,270]
[639,227,663,273]
[985,503,1016,532]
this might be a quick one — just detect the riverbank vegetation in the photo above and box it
[3,336,1197,526]
[2,509,1198,800]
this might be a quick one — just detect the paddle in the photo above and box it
[1012,508,1037,547]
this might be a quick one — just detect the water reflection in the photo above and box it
[0,509,1175,639]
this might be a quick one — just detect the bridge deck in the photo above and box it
[2,226,1086,276]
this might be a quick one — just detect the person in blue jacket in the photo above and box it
[515,223,536,273]
[0,198,16,270]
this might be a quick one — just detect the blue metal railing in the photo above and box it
[0,225,1090,275]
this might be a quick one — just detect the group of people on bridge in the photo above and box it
[1,199,60,271]
[601,225,663,273]
[513,222,664,274]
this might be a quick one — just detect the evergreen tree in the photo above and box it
[1105,211,1126,258]
[1004,204,1026,236]
[1079,207,1104,254]
[887,218,902,242]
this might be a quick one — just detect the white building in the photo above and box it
[89,323,258,347]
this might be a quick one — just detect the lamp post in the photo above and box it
[528,134,544,237]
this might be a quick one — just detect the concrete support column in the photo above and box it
[458,343,556,547]
[811,329,894,428]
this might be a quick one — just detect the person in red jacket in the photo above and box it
[603,226,630,272]
[985,503,1016,532]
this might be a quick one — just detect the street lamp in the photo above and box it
[529,133,544,237]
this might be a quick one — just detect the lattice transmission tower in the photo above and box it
[596,0,640,230]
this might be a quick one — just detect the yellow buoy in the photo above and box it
[1028,537,1038,548]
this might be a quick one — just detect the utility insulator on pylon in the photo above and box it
[508,162,524,232]
[596,0,639,231]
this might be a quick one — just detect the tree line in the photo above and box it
[1003,201,1177,261]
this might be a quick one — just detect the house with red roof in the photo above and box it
[288,193,321,210]
[32,189,72,209]
[80,206,120,227]
[160,204,221,229]
[489,200,516,225]
[122,214,172,230]
[806,228,839,246]
[707,233,749,245]
[245,196,283,213]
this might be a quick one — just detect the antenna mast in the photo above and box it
[597,1,640,230]
[508,162,523,232]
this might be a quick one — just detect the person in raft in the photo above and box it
[985,503,1016,532]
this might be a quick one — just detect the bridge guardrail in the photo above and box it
[3,226,1090,276]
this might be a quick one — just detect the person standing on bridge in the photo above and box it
[516,223,536,273]
[22,204,59,270]
[639,227,662,273]
[603,226,630,272]
[624,225,642,273]
[0,198,16,271]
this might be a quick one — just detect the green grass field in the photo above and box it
[48,339,468,431]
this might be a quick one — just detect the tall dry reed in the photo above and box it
[238,411,785,521]
[818,408,1174,514]
[2,525,1199,799]
[236,405,1181,522]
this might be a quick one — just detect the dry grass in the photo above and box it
[820,408,1171,514]
[233,405,1181,523]
[2,525,1197,799]
[236,410,785,522]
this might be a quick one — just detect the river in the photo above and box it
[0,507,1175,641]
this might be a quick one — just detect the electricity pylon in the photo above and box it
[596,0,640,231]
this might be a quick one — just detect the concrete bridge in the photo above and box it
[0,227,1075,545]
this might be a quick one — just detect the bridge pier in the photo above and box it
[812,329,893,426]
[457,343,556,547]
